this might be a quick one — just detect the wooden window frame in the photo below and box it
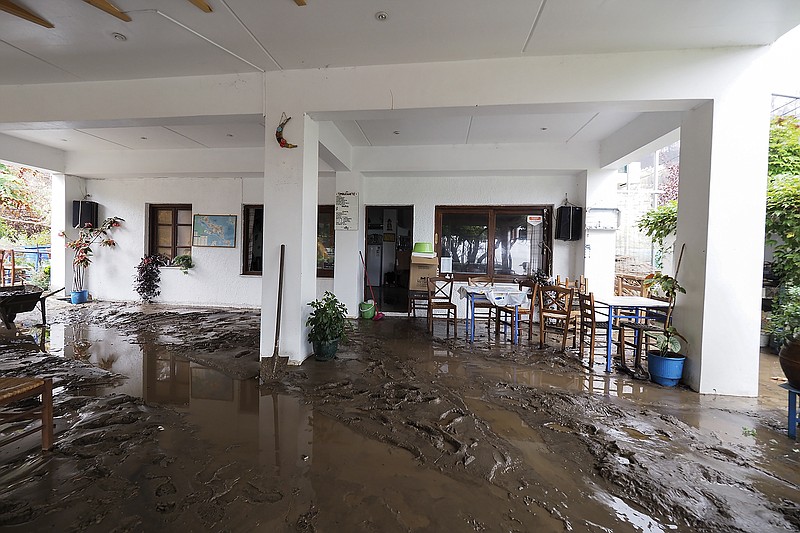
[434,205,552,282]
[317,205,335,278]
[242,204,264,276]
[148,204,192,260]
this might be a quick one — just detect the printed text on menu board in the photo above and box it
[335,191,359,231]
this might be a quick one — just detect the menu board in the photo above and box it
[335,191,359,231]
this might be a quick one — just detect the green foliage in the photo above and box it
[768,116,800,176]
[643,272,685,301]
[765,174,800,285]
[30,265,50,290]
[645,326,686,357]
[637,200,677,254]
[171,254,194,274]
[306,291,349,345]
[769,284,800,344]
[0,163,51,243]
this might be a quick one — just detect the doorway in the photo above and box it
[364,206,414,313]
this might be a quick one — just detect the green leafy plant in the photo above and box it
[765,174,800,285]
[768,115,800,176]
[646,325,687,358]
[134,253,169,302]
[61,216,123,291]
[306,291,349,346]
[171,254,194,274]
[643,246,688,357]
[637,200,677,259]
[769,284,800,345]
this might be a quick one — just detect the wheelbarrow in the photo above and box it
[0,285,64,329]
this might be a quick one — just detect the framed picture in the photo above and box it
[193,214,237,247]
[383,233,396,242]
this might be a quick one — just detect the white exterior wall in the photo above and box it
[363,174,580,277]
[69,176,264,307]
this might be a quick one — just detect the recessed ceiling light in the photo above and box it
[226,133,234,137]
[112,32,127,41]
[540,127,548,131]
[375,11,388,21]
[393,130,400,135]
[61,139,68,142]
[140,136,147,140]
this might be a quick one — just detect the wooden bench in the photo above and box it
[0,377,54,451]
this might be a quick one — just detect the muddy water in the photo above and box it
[0,303,798,532]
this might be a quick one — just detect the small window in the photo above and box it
[149,204,192,259]
[317,205,334,278]
[243,205,263,275]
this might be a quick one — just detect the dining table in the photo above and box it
[592,294,672,373]
[458,285,528,344]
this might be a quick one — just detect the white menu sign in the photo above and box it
[335,191,359,231]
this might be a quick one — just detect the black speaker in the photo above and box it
[555,206,583,241]
[72,200,98,229]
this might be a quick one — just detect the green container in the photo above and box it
[359,301,375,319]
[413,242,434,254]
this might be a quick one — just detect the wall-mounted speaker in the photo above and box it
[72,200,98,229]
[555,205,583,241]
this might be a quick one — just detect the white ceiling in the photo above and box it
[1,0,799,156]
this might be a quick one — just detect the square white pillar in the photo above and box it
[677,91,769,396]
[261,114,319,364]
[333,172,365,317]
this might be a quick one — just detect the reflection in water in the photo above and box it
[52,323,314,477]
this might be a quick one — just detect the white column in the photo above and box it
[261,114,319,364]
[677,88,769,395]
[582,169,619,295]
[333,171,365,317]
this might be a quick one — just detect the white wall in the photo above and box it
[363,174,581,278]
[68,176,264,307]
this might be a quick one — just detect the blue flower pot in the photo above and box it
[70,290,88,304]
[647,351,685,387]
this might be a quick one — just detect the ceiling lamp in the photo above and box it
[375,11,388,21]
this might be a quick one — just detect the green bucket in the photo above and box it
[359,301,375,319]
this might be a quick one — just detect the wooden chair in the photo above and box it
[575,275,589,295]
[537,285,576,351]
[0,377,54,451]
[468,276,495,332]
[615,274,649,297]
[426,277,458,337]
[496,279,538,342]
[577,292,615,368]
[407,290,428,318]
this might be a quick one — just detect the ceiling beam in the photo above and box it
[0,0,54,28]
[295,0,307,6]
[187,0,212,13]
[83,0,132,22]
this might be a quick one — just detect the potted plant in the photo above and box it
[61,216,123,304]
[643,246,688,386]
[306,291,349,361]
[769,284,800,388]
[134,253,169,302]
[172,254,194,274]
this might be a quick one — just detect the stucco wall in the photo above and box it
[363,174,582,279]
[71,176,264,307]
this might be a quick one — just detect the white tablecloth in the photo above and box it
[457,286,528,306]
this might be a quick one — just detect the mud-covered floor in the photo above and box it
[0,301,798,532]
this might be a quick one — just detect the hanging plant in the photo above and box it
[134,253,169,302]
[171,254,194,274]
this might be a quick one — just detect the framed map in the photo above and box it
[193,214,237,247]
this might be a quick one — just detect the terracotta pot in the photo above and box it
[779,339,800,389]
